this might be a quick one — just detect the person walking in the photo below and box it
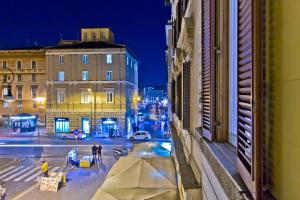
[92,144,97,162]
[97,144,102,160]
[41,160,49,177]
[0,183,7,200]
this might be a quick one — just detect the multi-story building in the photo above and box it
[0,47,47,128]
[46,28,139,136]
[167,0,300,200]
[143,86,166,102]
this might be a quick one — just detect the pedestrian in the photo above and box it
[0,183,6,200]
[92,144,97,162]
[41,160,49,177]
[97,144,102,160]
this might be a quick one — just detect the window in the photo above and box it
[2,61,7,68]
[57,89,66,103]
[59,55,64,64]
[106,90,114,103]
[2,101,8,108]
[101,32,106,40]
[17,75,22,82]
[82,71,89,81]
[32,74,36,82]
[16,61,22,69]
[32,101,37,108]
[84,32,88,41]
[106,71,112,81]
[31,85,38,99]
[32,60,37,69]
[16,86,22,99]
[58,71,64,81]
[17,100,22,108]
[126,56,129,66]
[3,87,8,96]
[82,55,89,64]
[81,91,90,103]
[106,54,112,64]
[92,32,97,41]
[3,75,7,82]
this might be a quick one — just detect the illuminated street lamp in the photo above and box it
[1,67,15,103]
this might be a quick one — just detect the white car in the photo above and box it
[129,131,151,141]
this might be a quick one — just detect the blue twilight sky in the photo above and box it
[0,0,171,87]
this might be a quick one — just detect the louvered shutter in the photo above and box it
[176,74,182,120]
[201,0,216,140]
[237,0,261,198]
[183,62,191,131]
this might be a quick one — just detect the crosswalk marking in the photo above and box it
[3,166,33,181]
[14,167,40,182]
[0,166,25,179]
[0,165,63,182]
[0,165,15,176]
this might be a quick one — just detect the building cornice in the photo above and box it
[46,80,137,86]
[46,49,126,55]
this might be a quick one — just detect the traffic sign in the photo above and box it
[73,129,79,135]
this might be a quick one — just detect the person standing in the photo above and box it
[92,144,97,162]
[0,183,7,200]
[97,144,102,160]
[41,160,49,177]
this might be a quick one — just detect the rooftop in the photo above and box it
[47,41,125,50]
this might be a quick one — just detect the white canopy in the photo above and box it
[92,156,178,200]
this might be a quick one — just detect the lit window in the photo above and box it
[57,89,66,103]
[32,74,36,82]
[82,55,89,64]
[101,32,106,40]
[81,91,90,103]
[17,100,22,108]
[82,71,89,81]
[31,86,38,99]
[126,56,129,66]
[3,87,8,96]
[2,61,7,68]
[3,101,8,108]
[59,55,64,64]
[58,71,64,81]
[106,71,112,81]
[106,91,114,103]
[32,60,37,69]
[106,54,112,64]
[17,61,22,69]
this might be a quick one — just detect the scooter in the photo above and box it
[113,147,128,157]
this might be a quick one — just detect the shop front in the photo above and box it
[54,118,70,133]
[81,117,90,134]
[11,113,37,133]
[102,118,117,137]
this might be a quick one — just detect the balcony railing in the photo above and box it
[46,102,127,111]
[0,68,46,74]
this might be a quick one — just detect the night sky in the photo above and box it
[0,0,171,87]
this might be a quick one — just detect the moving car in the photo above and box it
[128,131,151,141]
[61,130,87,140]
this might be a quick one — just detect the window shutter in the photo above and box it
[183,62,191,131]
[236,0,262,198]
[201,0,216,140]
[176,74,182,120]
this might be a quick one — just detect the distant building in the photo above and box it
[143,86,166,102]
[46,28,139,136]
[0,47,47,130]
[81,28,115,43]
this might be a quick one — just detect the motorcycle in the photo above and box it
[113,147,128,157]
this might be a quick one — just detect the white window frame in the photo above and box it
[16,60,22,69]
[101,32,106,40]
[106,54,112,64]
[106,90,114,103]
[3,101,8,108]
[82,71,89,81]
[57,89,66,104]
[58,71,65,81]
[106,71,112,81]
[31,60,37,69]
[81,90,90,104]
[82,55,89,64]
[3,87,8,98]
[59,55,64,64]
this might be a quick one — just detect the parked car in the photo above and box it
[128,131,151,141]
[61,130,87,140]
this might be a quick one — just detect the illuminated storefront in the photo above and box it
[11,113,37,133]
[101,118,117,137]
[81,117,90,134]
[54,118,69,133]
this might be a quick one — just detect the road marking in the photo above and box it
[24,169,43,182]
[13,167,40,182]
[0,166,25,179]
[3,166,33,181]
[0,165,15,176]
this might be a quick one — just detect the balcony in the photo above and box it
[46,102,127,112]
[0,68,46,74]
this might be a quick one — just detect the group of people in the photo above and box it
[0,183,6,200]
[92,144,102,162]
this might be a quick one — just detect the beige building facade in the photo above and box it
[46,36,139,135]
[0,48,47,129]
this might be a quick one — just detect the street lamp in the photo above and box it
[1,67,15,103]
[36,97,46,144]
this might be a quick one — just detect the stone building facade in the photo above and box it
[0,48,47,126]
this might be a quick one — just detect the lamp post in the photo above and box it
[36,97,46,144]
[1,67,15,103]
